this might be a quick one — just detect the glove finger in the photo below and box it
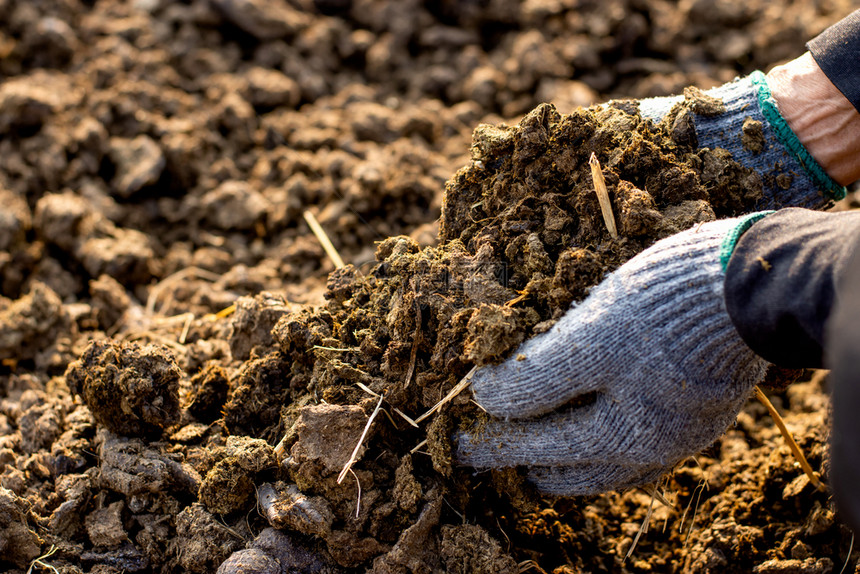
[455,396,624,468]
[470,312,610,419]
[527,464,667,497]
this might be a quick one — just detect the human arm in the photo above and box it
[828,231,860,534]
[767,52,860,187]
[763,7,860,187]
[725,208,860,367]
[631,9,860,209]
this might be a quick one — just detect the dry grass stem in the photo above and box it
[414,366,477,424]
[589,153,618,239]
[215,515,248,541]
[470,399,488,413]
[179,312,193,344]
[678,480,707,534]
[214,304,236,319]
[840,532,855,574]
[496,517,512,552]
[754,386,826,492]
[355,380,418,427]
[504,292,528,307]
[304,210,346,269]
[393,408,419,428]
[646,486,673,508]
[150,313,194,326]
[405,334,419,387]
[313,345,360,352]
[349,468,362,518]
[410,439,428,454]
[355,381,378,397]
[27,545,59,574]
[624,486,657,563]
[518,560,548,574]
[337,393,384,483]
[442,496,466,523]
[679,477,707,543]
[378,408,400,430]
[273,434,288,459]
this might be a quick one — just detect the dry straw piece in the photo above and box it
[414,366,478,424]
[754,386,826,492]
[337,393,385,484]
[304,210,346,269]
[589,152,618,239]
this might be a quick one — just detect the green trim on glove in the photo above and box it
[720,211,775,271]
[750,71,847,202]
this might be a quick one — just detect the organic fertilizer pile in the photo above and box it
[1,1,858,573]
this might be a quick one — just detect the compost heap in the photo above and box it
[53,96,779,574]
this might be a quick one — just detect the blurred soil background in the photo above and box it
[0,0,858,573]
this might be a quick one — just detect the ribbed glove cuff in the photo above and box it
[638,74,846,210]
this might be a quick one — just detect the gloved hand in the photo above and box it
[621,56,848,211]
[456,214,772,496]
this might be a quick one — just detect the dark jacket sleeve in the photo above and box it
[726,207,860,531]
[828,230,860,534]
[807,9,860,113]
[724,208,860,368]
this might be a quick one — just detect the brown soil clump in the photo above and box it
[65,340,181,437]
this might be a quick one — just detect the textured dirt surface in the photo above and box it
[1,0,859,573]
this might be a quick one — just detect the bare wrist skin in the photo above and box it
[767,52,860,186]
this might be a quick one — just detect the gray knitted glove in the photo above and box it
[456,215,771,495]
[633,73,846,210]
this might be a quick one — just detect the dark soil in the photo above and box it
[1,1,858,573]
